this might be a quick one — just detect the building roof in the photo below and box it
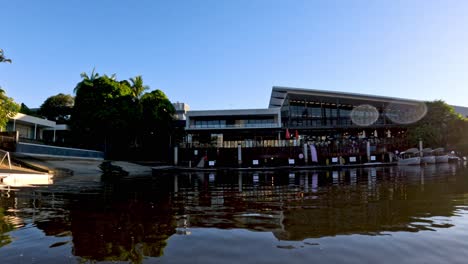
[268,86,468,117]
[453,105,468,118]
[269,86,424,108]
[187,108,280,117]
[11,113,56,128]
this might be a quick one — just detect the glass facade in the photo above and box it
[283,101,388,129]
[189,116,278,129]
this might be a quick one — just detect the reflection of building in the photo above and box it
[181,87,468,166]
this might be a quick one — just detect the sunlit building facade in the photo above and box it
[181,87,468,166]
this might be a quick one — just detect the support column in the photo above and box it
[419,139,423,157]
[13,119,16,131]
[34,124,37,140]
[303,143,308,165]
[366,141,371,162]
[53,128,56,143]
[237,144,242,166]
[174,175,178,193]
[174,146,178,166]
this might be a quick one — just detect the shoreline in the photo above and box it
[152,162,398,173]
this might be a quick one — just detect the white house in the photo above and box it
[5,113,68,142]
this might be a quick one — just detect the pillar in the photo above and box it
[174,146,178,166]
[238,144,242,166]
[419,139,423,157]
[34,124,37,140]
[303,143,308,165]
[366,141,371,161]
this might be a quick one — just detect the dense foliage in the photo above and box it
[0,49,18,130]
[39,93,74,123]
[71,71,175,159]
[406,100,468,153]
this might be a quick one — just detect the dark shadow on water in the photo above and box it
[1,163,468,262]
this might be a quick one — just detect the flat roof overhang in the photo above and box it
[187,108,280,118]
[11,113,56,128]
[186,125,282,131]
[269,86,424,108]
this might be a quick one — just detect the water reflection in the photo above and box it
[0,163,467,263]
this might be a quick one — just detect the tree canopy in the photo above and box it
[0,88,19,130]
[406,100,468,151]
[0,49,11,63]
[0,49,17,129]
[71,71,174,159]
[39,93,74,123]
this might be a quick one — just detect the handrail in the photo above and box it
[0,149,12,170]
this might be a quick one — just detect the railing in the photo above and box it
[188,123,280,129]
[0,149,12,170]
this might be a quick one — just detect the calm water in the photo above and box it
[1,163,468,263]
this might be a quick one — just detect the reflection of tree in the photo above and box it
[69,190,176,263]
[0,208,14,248]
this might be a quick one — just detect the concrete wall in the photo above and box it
[16,142,104,159]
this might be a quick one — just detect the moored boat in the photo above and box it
[433,148,449,163]
[398,148,421,166]
[421,148,435,164]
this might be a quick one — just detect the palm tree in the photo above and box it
[129,75,149,100]
[74,68,100,93]
[0,49,11,63]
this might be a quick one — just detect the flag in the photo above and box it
[285,129,290,139]
[295,130,299,139]
[310,144,318,162]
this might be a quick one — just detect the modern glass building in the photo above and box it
[181,87,468,166]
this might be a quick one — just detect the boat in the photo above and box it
[448,151,461,163]
[421,148,436,164]
[397,148,421,166]
[433,148,449,163]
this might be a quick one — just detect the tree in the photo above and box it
[0,88,19,130]
[19,103,40,116]
[406,100,467,149]
[0,49,17,130]
[39,93,74,123]
[129,75,149,100]
[0,49,11,63]
[140,90,175,159]
[71,73,135,156]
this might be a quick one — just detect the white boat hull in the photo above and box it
[435,155,449,163]
[421,156,436,164]
[398,157,421,166]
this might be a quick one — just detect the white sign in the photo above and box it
[252,160,259,165]
[332,157,338,163]
[349,157,356,162]
[288,159,295,165]
[253,174,259,182]
[194,150,198,155]
[370,156,376,161]
[209,161,215,166]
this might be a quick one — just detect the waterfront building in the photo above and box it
[5,113,58,141]
[173,102,190,121]
[180,87,468,167]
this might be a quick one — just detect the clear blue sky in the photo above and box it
[1,0,468,110]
